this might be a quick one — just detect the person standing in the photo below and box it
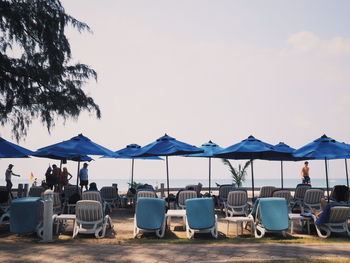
[5,164,20,198]
[79,163,89,191]
[52,164,61,191]
[301,161,311,184]
[60,167,73,189]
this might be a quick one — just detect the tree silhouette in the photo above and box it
[0,0,100,140]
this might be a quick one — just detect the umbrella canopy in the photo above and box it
[215,135,279,198]
[0,137,33,158]
[185,140,224,194]
[103,144,162,187]
[293,134,350,199]
[134,134,203,206]
[33,150,93,162]
[293,135,350,160]
[35,134,115,157]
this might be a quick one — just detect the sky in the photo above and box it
[1,0,350,189]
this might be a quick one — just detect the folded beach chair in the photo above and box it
[259,186,276,198]
[133,198,166,238]
[313,206,350,238]
[177,190,197,209]
[185,198,218,239]
[301,189,324,213]
[100,186,120,210]
[225,190,249,217]
[218,184,235,211]
[73,200,114,239]
[251,197,289,238]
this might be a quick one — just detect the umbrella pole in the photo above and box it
[131,158,135,188]
[76,161,81,187]
[209,157,211,196]
[251,159,255,199]
[325,158,330,202]
[280,160,284,189]
[166,156,170,208]
[345,159,349,188]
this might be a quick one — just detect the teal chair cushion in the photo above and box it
[185,198,215,230]
[258,198,289,231]
[136,198,165,230]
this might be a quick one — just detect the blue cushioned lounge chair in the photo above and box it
[134,198,166,238]
[185,198,218,239]
[251,197,289,238]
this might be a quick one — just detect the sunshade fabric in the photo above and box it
[293,134,350,160]
[105,144,161,160]
[185,141,223,158]
[133,134,203,157]
[35,134,114,157]
[0,137,33,158]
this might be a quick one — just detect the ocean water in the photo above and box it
[89,177,349,192]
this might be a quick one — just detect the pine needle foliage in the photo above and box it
[0,0,100,140]
[222,159,251,187]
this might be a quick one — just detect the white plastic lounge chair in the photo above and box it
[291,184,311,211]
[136,190,157,200]
[225,190,249,217]
[177,190,197,209]
[259,186,276,198]
[302,189,324,213]
[251,198,289,238]
[73,200,113,239]
[313,206,350,238]
[82,191,108,213]
[218,184,235,211]
[100,186,120,209]
[272,189,292,211]
[185,183,202,197]
[134,198,166,238]
[185,198,218,239]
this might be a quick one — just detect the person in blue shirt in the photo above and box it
[314,185,349,225]
[79,163,89,191]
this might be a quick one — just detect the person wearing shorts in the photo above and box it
[301,161,311,184]
[79,163,89,191]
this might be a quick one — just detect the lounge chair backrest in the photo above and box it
[185,198,215,229]
[256,197,289,231]
[178,190,197,208]
[137,190,157,199]
[259,186,276,198]
[0,186,10,205]
[136,198,165,230]
[329,206,350,223]
[272,190,292,202]
[304,189,324,205]
[227,190,247,206]
[28,187,45,197]
[17,184,23,198]
[219,185,235,201]
[185,184,202,197]
[294,184,311,200]
[100,187,118,199]
[64,185,81,202]
[82,191,103,204]
[76,200,102,222]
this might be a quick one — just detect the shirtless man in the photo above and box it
[301,161,311,184]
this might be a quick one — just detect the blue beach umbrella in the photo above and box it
[215,135,279,198]
[185,141,223,195]
[103,144,162,187]
[293,134,350,199]
[35,134,114,185]
[265,142,297,189]
[133,134,203,206]
[0,137,33,158]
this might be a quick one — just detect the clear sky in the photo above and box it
[1,0,350,188]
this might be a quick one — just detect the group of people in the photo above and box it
[45,162,90,191]
[3,162,90,198]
